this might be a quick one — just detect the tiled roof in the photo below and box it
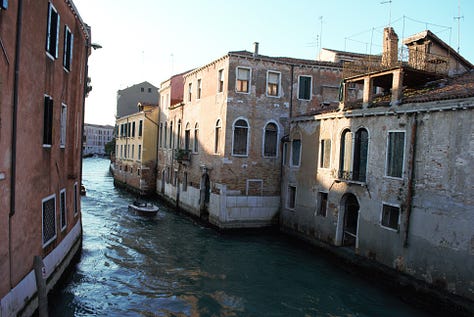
[403,70,474,103]
[229,50,342,68]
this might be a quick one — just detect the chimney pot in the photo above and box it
[253,42,259,57]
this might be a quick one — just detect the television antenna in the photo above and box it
[380,0,392,26]
[453,0,464,53]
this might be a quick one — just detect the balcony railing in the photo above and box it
[174,149,191,163]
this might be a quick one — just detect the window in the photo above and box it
[169,121,173,149]
[63,26,73,71]
[159,123,162,147]
[193,123,199,153]
[184,123,191,151]
[46,2,60,59]
[127,122,131,137]
[287,185,296,209]
[60,189,67,231]
[141,87,144,92]
[236,67,250,93]
[317,192,328,217]
[197,79,202,99]
[282,142,288,166]
[138,144,141,160]
[183,172,188,192]
[218,69,224,93]
[339,129,352,179]
[43,95,53,146]
[267,71,280,97]
[60,103,67,148]
[320,139,331,168]
[132,121,136,137]
[148,88,152,93]
[1,1,8,10]
[291,138,301,167]
[42,194,56,247]
[381,204,400,230]
[298,76,312,100]
[215,120,221,154]
[353,128,368,182]
[132,144,135,159]
[386,131,405,178]
[263,122,278,157]
[188,83,192,102]
[232,119,249,156]
[164,122,167,148]
[177,120,182,149]
[120,145,123,158]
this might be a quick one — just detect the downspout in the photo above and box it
[403,113,418,248]
[10,0,24,288]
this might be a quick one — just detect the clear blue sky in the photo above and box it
[73,0,474,125]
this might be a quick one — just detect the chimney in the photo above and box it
[253,42,259,57]
[382,27,399,67]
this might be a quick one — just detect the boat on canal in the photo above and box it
[128,200,159,217]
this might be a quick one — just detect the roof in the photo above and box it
[403,70,474,103]
[320,48,381,60]
[403,30,474,70]
[66,0,90,40]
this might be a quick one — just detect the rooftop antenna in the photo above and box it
[453,0,463,53]
[380,0,392,26]
[318,16,323,58]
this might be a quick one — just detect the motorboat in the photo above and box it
[128,200,159,217]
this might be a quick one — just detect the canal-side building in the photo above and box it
[0,1,90,315]
[156,44,344,228]
[113,103,159,195]
[280,28,474,307]
[116,81,159,118]
[83,123,114,156]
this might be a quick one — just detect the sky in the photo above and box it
[73,0,474,126]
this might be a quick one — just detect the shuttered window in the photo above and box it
[386,131,405,178]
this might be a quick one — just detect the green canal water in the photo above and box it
[49,157,436,316]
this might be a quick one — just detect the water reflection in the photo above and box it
[50,158,433,317]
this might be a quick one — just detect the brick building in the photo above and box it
[0,1,90,315]
[280,28,474,310]
[156,44,344,228]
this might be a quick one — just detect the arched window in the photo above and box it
[232,118,249,156]
[215,119,221,154]
[169,121,173,149]
[193,123,199,153]
[353,128,368,182]
[164,122,168,148]
[184,122,191,151]
[263,122,278,157]
[339,129,352,179]
[177,119,182,149]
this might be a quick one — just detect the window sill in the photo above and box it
[335,178,367,186]
[380,224,399,232]
[384,175,404,181]
[43,144,52,148]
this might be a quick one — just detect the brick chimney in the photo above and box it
[382,27,398,67]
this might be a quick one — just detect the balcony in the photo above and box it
[174,149,191,163]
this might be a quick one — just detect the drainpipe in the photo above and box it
[9,0,24,289]
[403,113,418,248]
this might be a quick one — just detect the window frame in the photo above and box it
[235,66,251,94]
[385,130,406,179]
[188,82,192,102]
[263,121,279,158]
[290,137,302,168]
[298,75,312,100]
[43,95,54,147]
[42,193,57,247]
[287,185,297,210]
[232,118,250,157]
[60,188,67,231]
[217,69,224,93]
[63,25,73,71]
[193,123,199,153]
[266,70,281,98]
[214,119,221,154]
[60,103,67,148]
[319,139,331,169]
[46,2,60,60]
[380,202,401,231]
[316,191,328,217]
[197,79,202,99]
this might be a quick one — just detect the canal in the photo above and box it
[50,157,434,316]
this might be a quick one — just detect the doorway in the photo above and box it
[342,193,359,247]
